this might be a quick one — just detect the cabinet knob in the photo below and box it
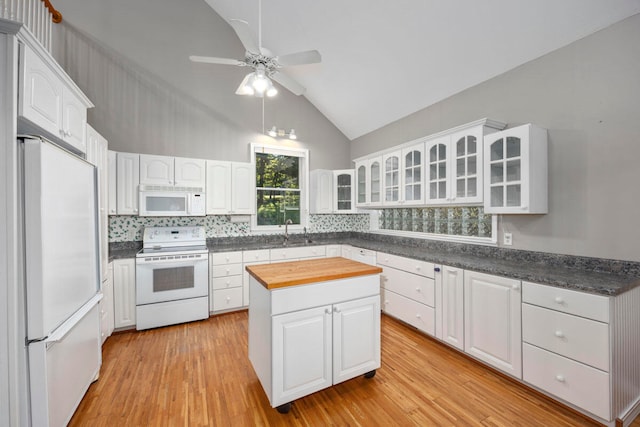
[416,314,421,319]
[555,375,565,383]
[415,287,421,292]
[384,300,389,305]
[434,267,441,272]
[415,266,421,271]
[325,308,332,314]
[554,330,565,338]
[554,296,564,304]
[226,296,231,302]
[511,284,520,291]
[334,306,341,313]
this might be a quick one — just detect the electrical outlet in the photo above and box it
[503,232,513,246]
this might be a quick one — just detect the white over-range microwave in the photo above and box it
[138,185,206,216]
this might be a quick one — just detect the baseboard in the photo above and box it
[617,397,640,427]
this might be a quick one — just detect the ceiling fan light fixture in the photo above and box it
[252,70,269,94]
[266,80,278,97]
[236,72,256,95]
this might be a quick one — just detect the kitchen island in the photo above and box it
[246,257,383,413]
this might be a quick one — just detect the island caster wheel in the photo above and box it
[276,402,292,414]
[364,370,376,379]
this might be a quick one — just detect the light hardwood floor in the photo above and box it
[70,311,634,426]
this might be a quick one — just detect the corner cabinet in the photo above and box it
[484,124,548,214]
[309,169,356,213]
[206,160,254,215]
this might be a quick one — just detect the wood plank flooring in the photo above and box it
[70,312,631,426]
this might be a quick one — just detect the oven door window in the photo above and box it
[146,195,186,212]
[153,266,194,292]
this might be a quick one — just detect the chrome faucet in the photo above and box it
[284,219,293,245]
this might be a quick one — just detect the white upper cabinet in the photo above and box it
[382,152,401,204]
[86,125,109,281]
[484,124,548,214]
[139,154,174,186]
[354,157,382,208]
[333,170,355,213]
[206,161,254,215]
[140,154,206,188]
[116,152,140,215]
[382,142,424,206]
[401,144,424,205]
[309,169,334,214]
[310,169,356,214]
[19,43,91,154]
[426,122,504,205]
[174,157,206,188]
[107,151,117,215]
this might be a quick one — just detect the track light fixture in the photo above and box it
[267,126,297,140]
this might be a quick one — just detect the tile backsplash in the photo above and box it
[109,214,370,242]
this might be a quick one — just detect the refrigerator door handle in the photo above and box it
[45,294,103,344]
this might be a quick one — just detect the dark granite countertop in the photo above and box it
[109,232,640,297]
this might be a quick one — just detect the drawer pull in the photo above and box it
[555,375,565,383]
[554,296,564,304]
[554,330,565,338]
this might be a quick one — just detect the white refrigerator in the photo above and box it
[20,137,102,427]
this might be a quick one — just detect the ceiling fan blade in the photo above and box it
[189,55,245,66]
[271,71,306,96]
[229,19,260,54]
[277,50,322,67]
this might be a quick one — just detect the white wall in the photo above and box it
[51,0,351,169]
[351,14,640,262]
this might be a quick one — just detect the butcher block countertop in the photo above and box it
[246,257,382,290]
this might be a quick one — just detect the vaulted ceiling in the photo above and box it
[203,1,640,140]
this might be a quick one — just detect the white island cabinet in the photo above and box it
[247,257,382,413]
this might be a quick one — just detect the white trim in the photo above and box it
[250,143,309,232]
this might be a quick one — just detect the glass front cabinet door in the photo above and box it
[401,144,424,205]
[484,124,548,214]
[333,170,356,213]
[354,157,382,207]
[383,152,400,204]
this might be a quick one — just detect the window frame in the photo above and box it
[250,143,309,233]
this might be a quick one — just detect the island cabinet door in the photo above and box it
[333,295,381,385]
[272,305,333,407]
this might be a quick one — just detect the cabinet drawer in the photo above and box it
[522,304,609,371]
[212,287,243,312]
[210,251,243,265]
[382,289,434,336]
[211,275,243,290]
[350,248,377,266]
[381,266,435,307]
[522,281,609,323]
[523,343,610,420]
[211,263,243,278]
[242,249,270,263]
[270,245,326,261]
[376,253,435,278]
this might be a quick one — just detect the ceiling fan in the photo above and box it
[190,0,321,97]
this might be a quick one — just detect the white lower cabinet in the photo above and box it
[522,281,612,421]
[113,258,136,329]
[435,265,464,351]
[464,270,522,378]
[378,252,436,336]
[249,275,380,409]
[99,262,114,344]
[210,251,243,313]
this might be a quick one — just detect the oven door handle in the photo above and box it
[136,255,208,266]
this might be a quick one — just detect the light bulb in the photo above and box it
[252,70,269,94]
[266,85,278,97]
[268,126,277,137]
[288,129,297,140]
